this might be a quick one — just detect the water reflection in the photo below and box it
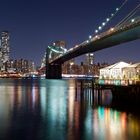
[0,79,140,140]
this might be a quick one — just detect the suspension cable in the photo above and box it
[94,0,128,34]
[48,46,66,54]
[115,3,140,27]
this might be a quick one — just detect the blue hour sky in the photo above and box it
[0,0,140,66]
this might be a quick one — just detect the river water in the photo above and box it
[0,79,140,140]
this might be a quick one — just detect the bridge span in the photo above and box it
[51,21,140,64]
[46,19,140,79]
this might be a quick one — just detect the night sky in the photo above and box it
[0,0,140,66]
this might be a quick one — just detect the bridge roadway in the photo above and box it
[46,20,140,79]
[50,21,140,64]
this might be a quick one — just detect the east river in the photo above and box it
[0,79,140,140]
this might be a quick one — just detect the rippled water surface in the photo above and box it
[0,79,140,140]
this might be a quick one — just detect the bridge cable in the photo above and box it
[115,3,140,27]
[94,0,128,35]
[48,46,66,54]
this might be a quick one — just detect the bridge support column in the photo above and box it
[46,63,62,79]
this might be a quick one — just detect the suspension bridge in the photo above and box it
[44,0,140,79]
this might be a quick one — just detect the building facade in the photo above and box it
[0,31,10,71]
[123,63,140,81]
[1,31,10,63]
[5,59,35,73]
[85,53,94,75]
[100,61,130,79]
[99,61,140,84]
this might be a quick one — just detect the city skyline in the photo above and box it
[0,0,140,66]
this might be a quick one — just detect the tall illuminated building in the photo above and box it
[86,53,94,65]
[1,31,10,63]
[0,48,2,69]
[85,53,94,74]
[53,41,66,48]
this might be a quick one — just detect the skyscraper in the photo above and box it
[86,53,94,65]
[85,53,94,74]
[53,41,66,48]
[0,31,10,63]
[0,31,10,71]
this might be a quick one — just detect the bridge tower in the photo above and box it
[45,41,67,79]
[46,63,62,79]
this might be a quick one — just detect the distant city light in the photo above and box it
[86,40,89,43]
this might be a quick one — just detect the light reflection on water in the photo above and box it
[0,79,140,140]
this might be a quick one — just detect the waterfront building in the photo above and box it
[15,59,35,73]
[123,62,140,81]
[100,62,140,81]
[4,59,35,73]
[99,61,140,85]
[100,61,130,79]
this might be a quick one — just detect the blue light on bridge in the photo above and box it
[102,22,106,26]
[95,30,98,33]
[111,13,114,17]
[106,18,110,22]
[98,26,102,30]
[89,35,92,39]
[116,8,119,11]
[131,19,135,23]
